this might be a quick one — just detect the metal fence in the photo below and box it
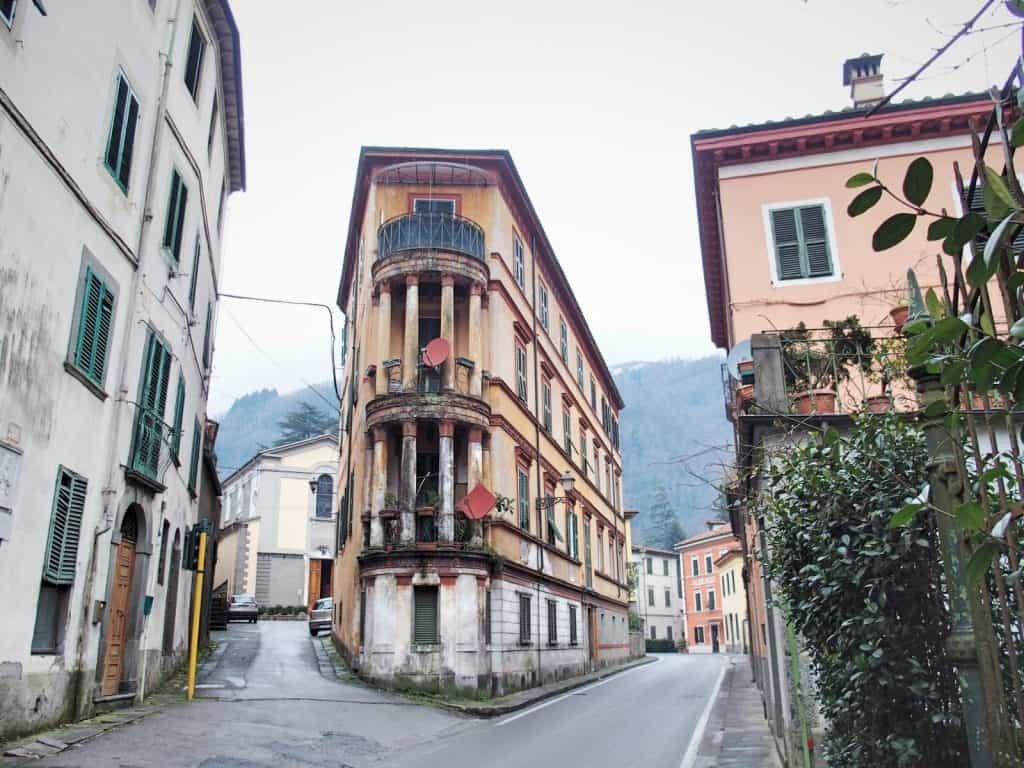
[377,212,485,261]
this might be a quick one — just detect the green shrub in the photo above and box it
[645,638,676,653]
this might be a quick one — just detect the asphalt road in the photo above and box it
[28,622,727,768]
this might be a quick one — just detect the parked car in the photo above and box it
[309,597,332,636]
[228,594,258,623]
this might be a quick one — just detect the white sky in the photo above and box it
[210,0,1021,414]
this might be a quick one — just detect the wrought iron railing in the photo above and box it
[416,511,436,543]
[129,408,165,479]
[377,212,485,261]
[383,516,402,548]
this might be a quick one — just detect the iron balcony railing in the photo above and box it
[377,212,485,261]
[130,408,165,479]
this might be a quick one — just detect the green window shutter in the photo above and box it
[202,302,212,369]
[799,205,832,277]
[133,332,172,477]
[515,345,527,401]
[184,17,206,101]
[518,468,529,530]
[162,171,188,262]
[569,605,577,645]
[519,593,531,643]
[542,382,552,432]
[547,600,557,643]
[74,268,115,386]
[560,320,568,362]
[104,73,139,192]
[771,208,803,280]
[413,586,438,643]
[43,468,87,586]
[188,418,202,493]
[170,377,185,460]
[188,235,201,311]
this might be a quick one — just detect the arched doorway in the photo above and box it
[101,507,139,696]
[162,529,182,656]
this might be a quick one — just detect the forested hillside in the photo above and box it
[214,357,731,543]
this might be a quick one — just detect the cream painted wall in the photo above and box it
[277,478,310,551]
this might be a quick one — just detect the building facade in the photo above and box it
[0,1,244,738]
[331,147,630,696]
[716,546,747,654]
[675,524,737,654]
[631,545,683,644]
[215,435,339,610]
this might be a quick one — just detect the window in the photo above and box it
[542,379,552,433]
[513,237,525,287]
[104,72,140,192]
[518,593,531,644]
[183,16,207,101]
[665,589,671,608]
[545,491,556,546]
[645,557,652,574]
[315,474,333,519]
[71,267,115,388]
[691,557,699,577]
[201,302,213,370]
[695,626,705,644]
[413,198,455,215]
[601,397,610,434]
[559,318,568,363]
[583,518,592,587]
[217,181,227,233]
[188,236,201,312]
[590,376,596,409]
[0,0,15,28]
[562,408,572,455]
[567,508,578,559]
[539,283,549,330]
[162,170,188,263]
[647,588,654,607]
[576,349,584,388]
[580,432,588,475]
[188,418,202,494]
[667,626,673,641]
[695,592,702,612]
[157,521,170,585]
[517,467,530,530]
[596,528,604,572]
[569,605,578,645]
[485,589,492,645]
[708,590,716,611]
[769,204,833,281]
[170,377,185,462]
[413,586,439,644]
[705,554,713,574]
[547,600,557,644]
[515,343,528,402]
[131,332,172,478]
[207,95,219,157]
[649,625,656,640]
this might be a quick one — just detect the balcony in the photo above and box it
[377,212,485,262]
[126,408,168,491]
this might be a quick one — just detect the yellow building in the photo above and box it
[330,147,630,695]
[715,547,748,654]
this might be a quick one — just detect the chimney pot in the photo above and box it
[843,53,885,109]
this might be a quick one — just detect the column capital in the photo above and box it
[406,274,419,287]
[379,280,392,295]
[372,427,388,443]
[468,428,483,444]
[439,420,455,438]
[402,420,418,438]
[441,274,455,288]
[470,282,483,297]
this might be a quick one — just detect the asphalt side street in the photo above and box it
[14,623,729,768]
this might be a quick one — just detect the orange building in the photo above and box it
[674,524,737,654]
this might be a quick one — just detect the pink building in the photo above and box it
[674,524,737,654]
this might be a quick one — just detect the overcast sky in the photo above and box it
[210,0,1021,415]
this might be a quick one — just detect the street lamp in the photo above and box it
[535,471,575,510]
[308,477,320,494]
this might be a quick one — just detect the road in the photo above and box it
[27,622,728,768]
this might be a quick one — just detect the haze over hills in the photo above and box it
[213,357,731,539]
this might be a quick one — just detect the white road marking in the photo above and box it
[678,660,729,768]
[494,656,661,727]
[194,684,225,689]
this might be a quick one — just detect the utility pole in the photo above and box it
[186,528,208,701]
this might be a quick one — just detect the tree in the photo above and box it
[276,402,336,445]
[645,485,685,549]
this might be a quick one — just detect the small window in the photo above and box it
[157,520,171,585]
[170,377,185,461]
[207,95,219,157]
[0,0,16,28]
[647,588,654,607]
[217,181,227,233]
[162,170,188,263]
[71,267,116,388]
[518,593,531,644]
[188,418,202,494]
[589,376,596,409]
[183,16,207,101]
[649,625,656,640]
[542,380,552,433]
[539,283,549,330]
[569,604,578,645]
[515,343,528,402]
[513,237,525,288]
[580,432,588,475]
[413,586,439,644]
[645,557,652,575]
[691,557,699,577]
[695,592,702,612]
[562,408,572,456]
[517,467,530,530]
[315,474,333,519]
[547,600,557,644]
[413,198,455,215]
[708,590,716,611]
[104,72,140,193]
[705,554,713,574]
[667,625,673,641]
[576,349,584,388]
[201,302,213,369]
[769,204,834,281]
[485,589,492,645]
[559,318,568,363]
[188,236,201,312]
[695,626,705,644]
[664,589,671,608]
[662,559,669,576]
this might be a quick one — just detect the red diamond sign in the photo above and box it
[462,483,496,520]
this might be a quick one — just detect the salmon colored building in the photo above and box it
[330,147,631,697]
[674,524,737,654]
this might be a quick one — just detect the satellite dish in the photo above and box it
[462,483,496,520]
[422,338,450,367]
[725,339,753,380]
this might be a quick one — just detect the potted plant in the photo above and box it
[782,317,874,415]
[864,336,909,413]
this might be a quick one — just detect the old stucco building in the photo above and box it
[331,147,631,695]
[0,1,244,738]
[630,545,683,644]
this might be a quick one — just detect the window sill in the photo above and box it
[31,648,59,656]
[124,467,167,494]
[517,641,533,647]
[411,642,440,653]
[63,361,108,402]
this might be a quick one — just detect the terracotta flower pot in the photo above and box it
[890,305,909,333]
[736,384,755,412]
[865,394,892,413]
[792,389,837,415]
[970,393,1005,410]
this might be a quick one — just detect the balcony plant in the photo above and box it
[782,317,874,415]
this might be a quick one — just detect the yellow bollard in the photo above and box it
[186,530,207,701]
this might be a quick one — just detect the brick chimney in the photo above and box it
[843,53,884,109]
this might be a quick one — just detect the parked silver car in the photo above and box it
[309,597,332,636]
[228,594,258,624]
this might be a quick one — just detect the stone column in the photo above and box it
[370,427,388,547]
[376,282,391,396]
[438,420,455,543]
[481,432,492,490]
[468,283,483,397]
[403,276,419,391]
[441,274,455,391]
[400,420,417,545]
[468,428,484,545]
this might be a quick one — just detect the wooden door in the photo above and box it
[307,559,322,612]
[711,623,720,653]
[101,537,136,695]
[162,532,181,656]
[588,606,599,663]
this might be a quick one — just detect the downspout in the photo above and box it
[530,236,543,681]
[82,0,184,702]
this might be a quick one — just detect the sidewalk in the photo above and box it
[693,656,780,767]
